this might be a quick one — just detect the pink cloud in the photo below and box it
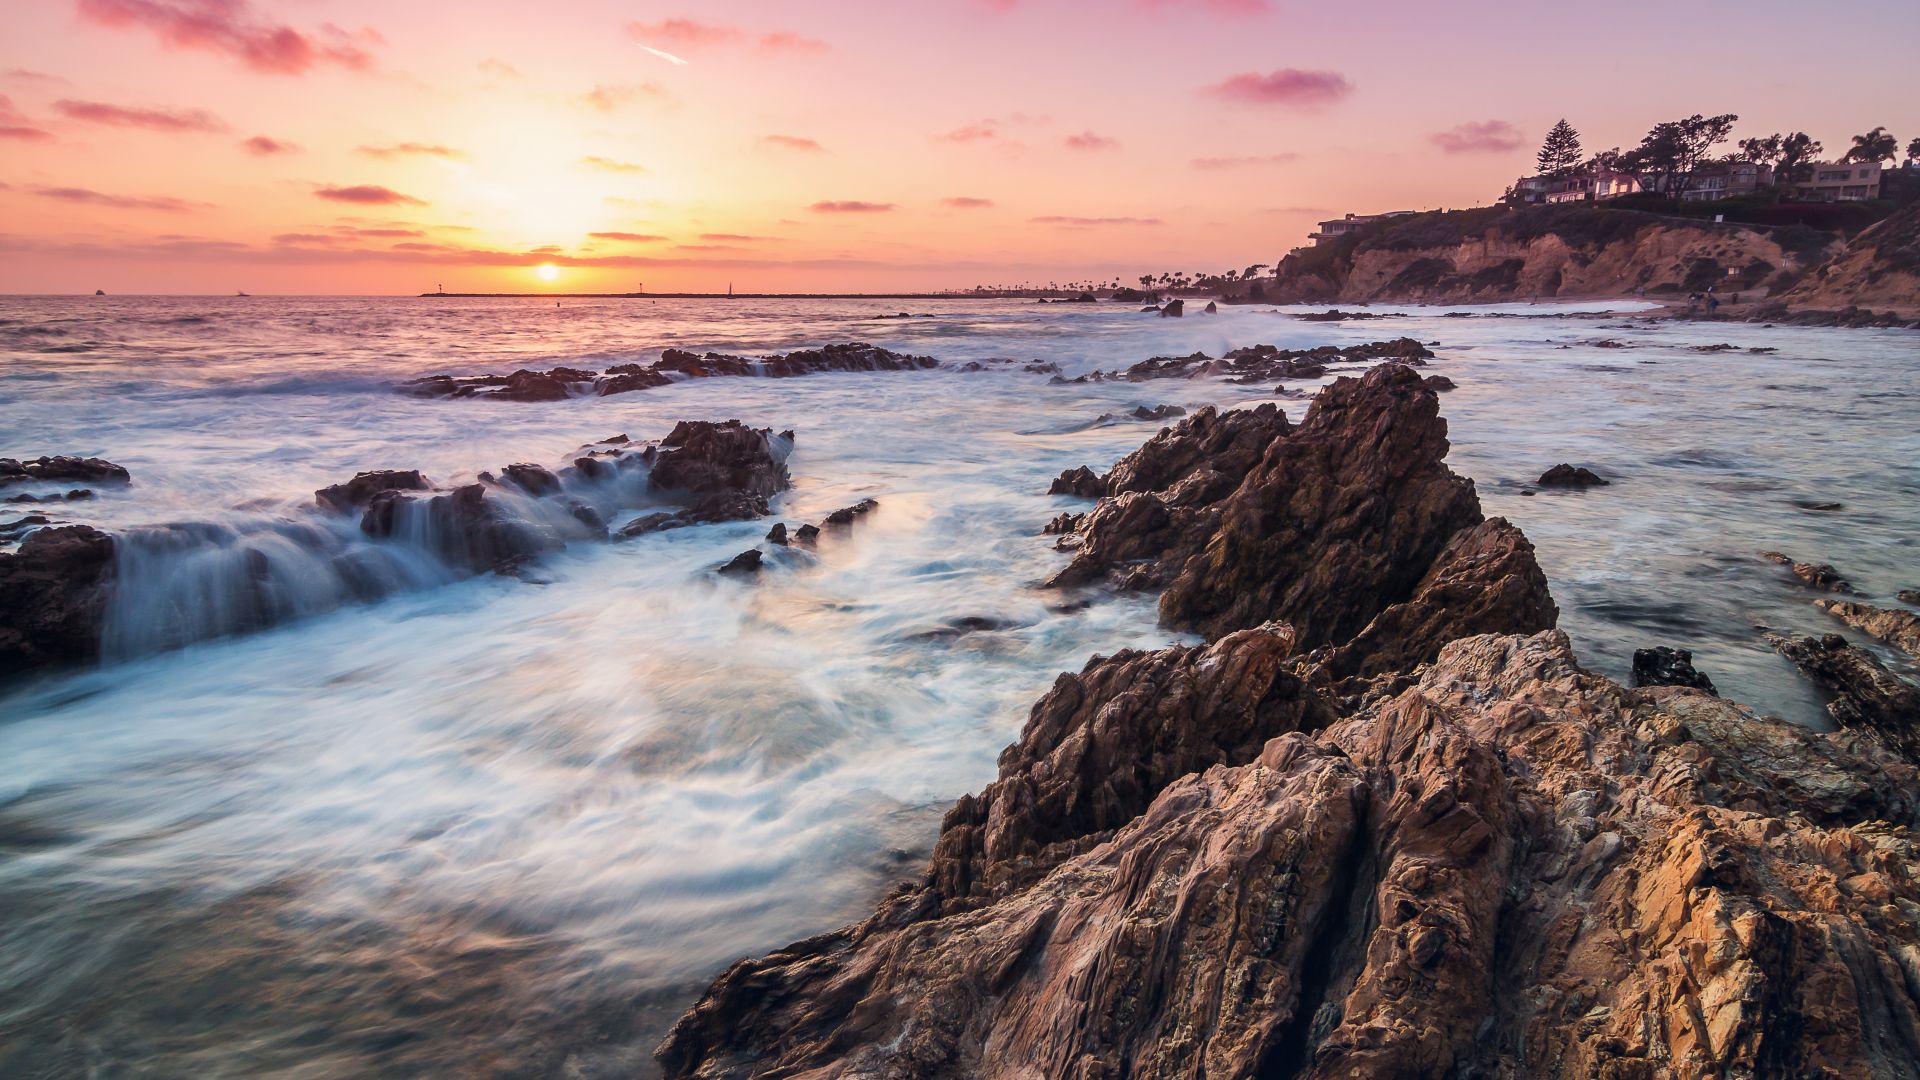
[626,19,828,55]
[1192,152,1299,169]
[1201,69,1352,107]
[357,142,463,159]
[938,124,998,143]
[942,197,994,209]
[579,84,669,111]
[315,184,423,206]
[240,134,296,154]
[0,95,53,140]
[75,0,376,75]
[1029,215,1161,227]
[589,231,667,242]
[1064,130,1118,151]
[762,134,825,152]
[811,200,895,213]
[700,233,776,242]
[1429,119,1525,154]
[580,155,646,173]
[54,98,226,132]
[986,0,1267,12]
[29,184,202,212]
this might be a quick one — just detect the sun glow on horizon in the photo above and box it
[536,263,560,282]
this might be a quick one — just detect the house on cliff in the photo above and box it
[1790,161,1884,201]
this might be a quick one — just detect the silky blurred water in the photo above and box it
[1,295,1916,1076]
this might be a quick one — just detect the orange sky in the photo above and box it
[2,0,1915,294]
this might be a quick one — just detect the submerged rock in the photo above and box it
[1815,599,1920,663]
[716,549,763,576]
[1632,645,1717,693]
[0,456,131,488]
[1158,298,1185,317]
[1763,630,1920,761]
[0,525,116,674]
[1060,338,1433,385]
[401,343,937,401]
[314,469,430,511]
[1760,550,1856,594]
[1423,374,1456,392]
[1537,463,1609,487]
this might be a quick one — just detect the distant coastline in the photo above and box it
[417,291,1081,300]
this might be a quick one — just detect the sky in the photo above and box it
[2,0,1916,295]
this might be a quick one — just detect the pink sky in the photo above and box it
[2,0,1915,294]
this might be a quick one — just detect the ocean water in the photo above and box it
[1,295,1916,1075]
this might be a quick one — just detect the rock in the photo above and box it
[1900,589,1920,606]
[822,499,879,526]
[1129,404,1186,421]
[716,549,763,576]
[0,456,131,488]
[1816,599,1920,662]
[315,470,431,512]
[361,483,561,574]
[1691,342,1740,353]
[794,524,820,544]
[1041,512,1081,536]
[1759,551,1855,594]
[765,523,789,546]
[1046,466,1103,498]
[1202,301,1218,313]
[1632,645,1717,693]
[1764,630,1920,762]
[0,525,116,674]
[1537,463,1609,488]
[645,421,792,525]
[404,343,936,401]
[4,489,95,504]
[1158,298,1185,317]
[498,463,562,497]
[1423,374,1456,392]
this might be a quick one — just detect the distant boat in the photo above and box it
[236,290,250,297]
[93,289,106,296]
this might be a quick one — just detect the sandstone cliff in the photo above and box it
[1777,200,1920,316]
[1238,205,1837,305]
[657,364,1920,1079]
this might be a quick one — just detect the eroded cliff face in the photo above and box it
[1779,200,1920,316]
[1243,207,1835,305]
[657,365,1920,1080]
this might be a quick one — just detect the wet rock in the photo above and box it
[1759,551,1855,594]
[1423,374,1456,392]
[1901,589,1920,606]
[1130,404,1186,421]
[315,470,431,512]
[794,524,820,544]
[1792,499,1844,512]
[1764,630,1920,761]
[822,498,879,526]
[405,343,936,401]
[1202,301,1218,313]
[765,523,789,546]
[1041,512,1081,536]
[1537,463,1609,488]
[0,456,131,488]
[1692,342,1740,352]
[1632,645,1717,693]
[716,549,764,576]
[362,483,562,574]
[1158,298,1185,317]
[904,615,1023,642]
[1590,338,1629,348]
[4,488,95,504]
[498,463,562,498]
[643,421,792,525]
[617,512,679,538]
[1816,599,1920,662]
[1046,466,1103,497]
[1297,309,1401,322]
[0,525,116,674]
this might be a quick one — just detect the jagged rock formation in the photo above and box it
[1763,631,1920,762]
[659,363,1920,1080]
[1817,598,1920,663]
[1633,645,1717,693]
[0,525,117,674]
[1778,200,1920,317]
[400,343,937,401]
[0,455,130,488]
[1225,204,1835,305]
[1056,339,1431,385]
[1538,463,1608,488]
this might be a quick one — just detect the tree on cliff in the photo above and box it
[1909,137,1920,164]
[1743,132,1825,182]
[1843,126,1899,164]
[1536,120,1583,177]
[1618,114,1738,195]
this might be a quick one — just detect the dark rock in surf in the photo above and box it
[1158,298,1184,317]
[822,499,879,527]
[315,470,431,512]
[1537,463,1609,488]
[5,489,95,504]
[794,523,820,544]
[716,549,764,576]
[1424,374,1456,392]
[1632,645,1717,693]
[1047,466,1104,498]
[0,456,131,488]
[1763,629,1920,761]
[765,523,789,546]
[1759,551,1855,594]
[0,525,116,674]
[1815,599,1920,662]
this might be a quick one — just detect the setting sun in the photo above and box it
[536,264,560,283]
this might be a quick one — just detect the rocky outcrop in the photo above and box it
[1538,463,1609,488]
[1632,645,1718,692]
[1226,204,1835,305]
[1777,200,1920,317]
[1058,339,1432,385]
[0,456,130,488]
[1817,598,1920,663]
[401,343,938,401]
[1760,550,1856,593]
[0,525,116,674]
[1763,630,1920,762]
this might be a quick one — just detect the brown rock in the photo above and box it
[315,470,431,512]
[0,525,116,674]
[1817,599,1920,662]
[1759,551,1855,593]
[0,455,131,488]
[1537,463,1609,487]
[1763,630,1920,762]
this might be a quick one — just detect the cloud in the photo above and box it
[271,232,337,245]
[1191,152,1299,169]
[942,196,994,209]
[75,0,377,75]
[337,226,426,238]
[5,69,72,87]
[762,134,825,152]
[810,200,895,213]
[357,142,464,159]
[240,134,297,154]
[579,83,669,111]
[1064,130,1119,151]
[28,185,202,212]
[1201,69,1352,107]
[315,184,423,205]
[675,243,746,252]
[699,232,775,242]
[938,124,998,143]
[626,18,828,55]
[580,155,646,173]
[54,99,226,132]
[478,58,520,79]
[1029,215,1162,227]
[0,95,52,140]
[589,231,667,242]
[988,0,1267,12]
[1429,119,1525,154]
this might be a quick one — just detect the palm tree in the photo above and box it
[1843,127,1899,164]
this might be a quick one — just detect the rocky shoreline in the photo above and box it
[656,364,1920,1079]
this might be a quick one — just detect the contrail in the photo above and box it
[637,43,689,66]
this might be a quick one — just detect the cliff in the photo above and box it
[1777,199,1920,316]
[1237,204,1839,305]
[656,364,1920,1079]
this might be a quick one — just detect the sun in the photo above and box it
[536,263,560,282]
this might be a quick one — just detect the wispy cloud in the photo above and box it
[1201,69,1352,107]
[4,69,72,87]
[29,184,203,212]
[478,58,520,79]
[588,231,667,242]
[579,83,670,111]
[636,44,689,66]
[75,0,379,75]
[626,18,828,55]
[938,124,998,143]
[762,134,825,153]
[1430,119,1525,154]
[1029,215,1162,227]
[357,142,464,159]
[240,134,297,155]
[580,155,646,173]
[1192,152,1299,170]
[1064,130,1119,151]
[699,232,776,242]
[315,184,423,206]
[811,200,895,213]
[54,98,226,132]
[942,196,995,209]
[0,95,53,140]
